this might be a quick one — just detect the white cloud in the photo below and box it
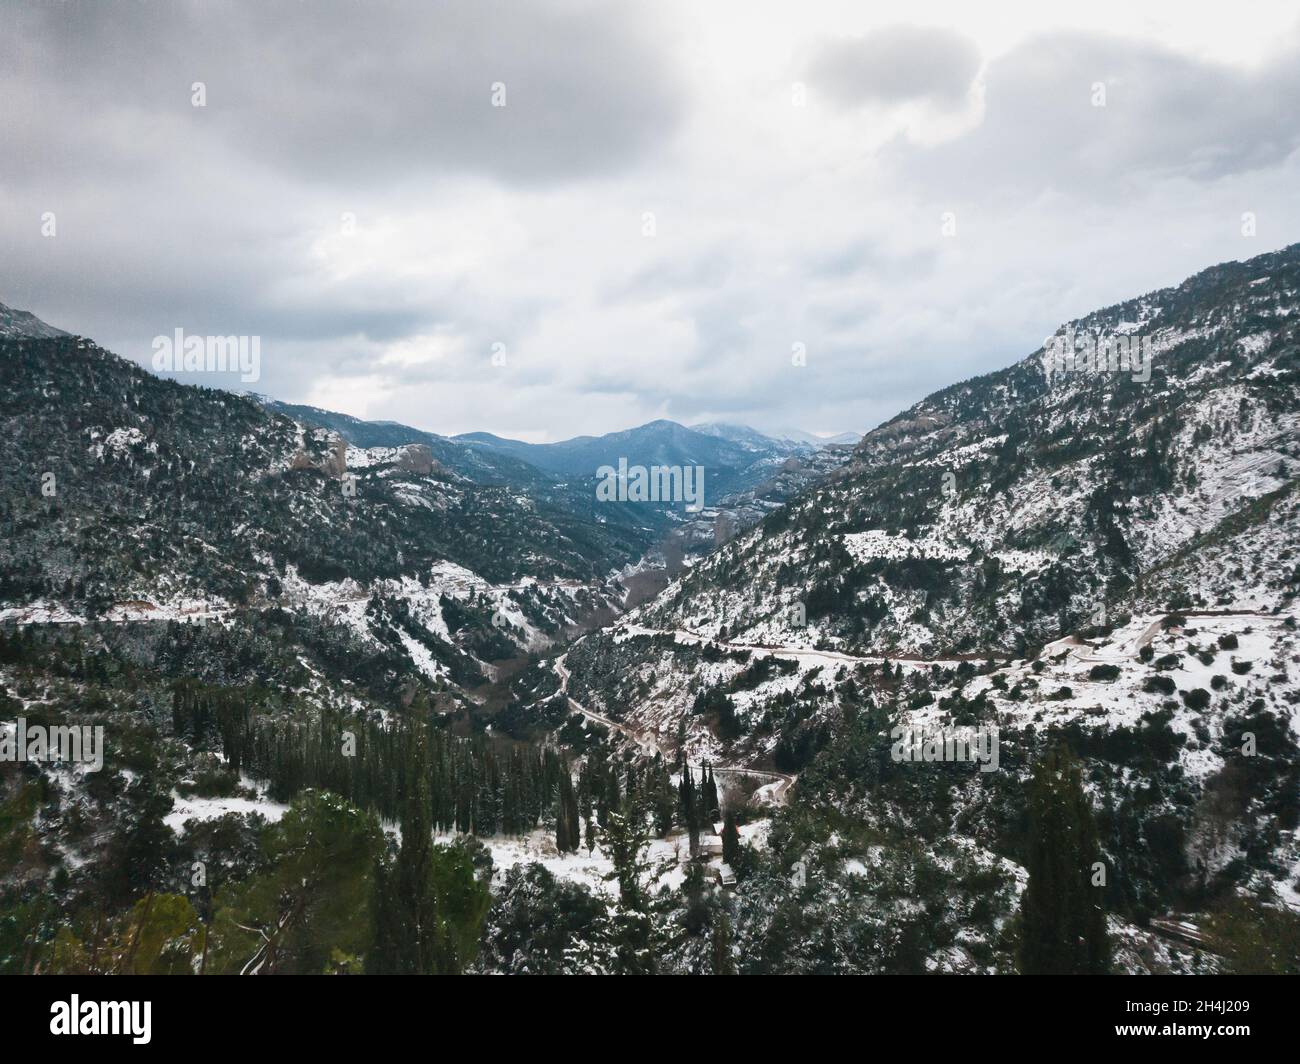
[2,0,1299,440]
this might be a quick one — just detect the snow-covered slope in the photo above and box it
[628,242,1300,659]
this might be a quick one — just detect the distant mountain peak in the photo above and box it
[0,300,68,340]
[694,422,860,450]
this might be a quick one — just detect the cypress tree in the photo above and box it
[703,766,720,822]
[682,768,700,857]
[556,766,580,854]
[711,909,736,975]
[602,771,620,829]
[721,811,741,867]
[1018,746,1111,974]
[394,726,437,973]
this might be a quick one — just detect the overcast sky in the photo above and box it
[3,0,1300,441]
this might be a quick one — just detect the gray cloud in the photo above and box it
[0,0,682,401]
[804,238,937,283]
[809,25,981,108]
[2,6,1299,442]
[0,0,684,188]
[891,30,1300,202]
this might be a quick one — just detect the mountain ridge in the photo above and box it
[625,240,1300,659]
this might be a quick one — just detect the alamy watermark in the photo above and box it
[595,458,704,511]
[1041,326,1152,383]
[50,996,150,1044]
[1,717,104,773]
[891,725,1000,773]
[152,329,260,383]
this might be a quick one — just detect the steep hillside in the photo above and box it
[0,330,646,702]
[0,300,68,341]
[257,397,568,491]
[545,246,1300,958]
[630,243,1300,658]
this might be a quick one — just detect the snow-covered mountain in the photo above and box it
[629,242,1300,658]
[547,244,1300,964]
[455,418,808,504]
[0,326,640,711]
[0,300,67,340]
[3,244,1298,977]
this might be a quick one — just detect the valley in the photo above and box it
[3,241,1299,976]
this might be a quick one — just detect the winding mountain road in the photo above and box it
[555,608,1289,808]
[551,653,796,804]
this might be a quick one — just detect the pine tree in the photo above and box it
[1018,746,1111,974]
[603,798,651,913]
[601,797,659,975]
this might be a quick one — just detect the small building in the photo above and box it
[698,835,724,857]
